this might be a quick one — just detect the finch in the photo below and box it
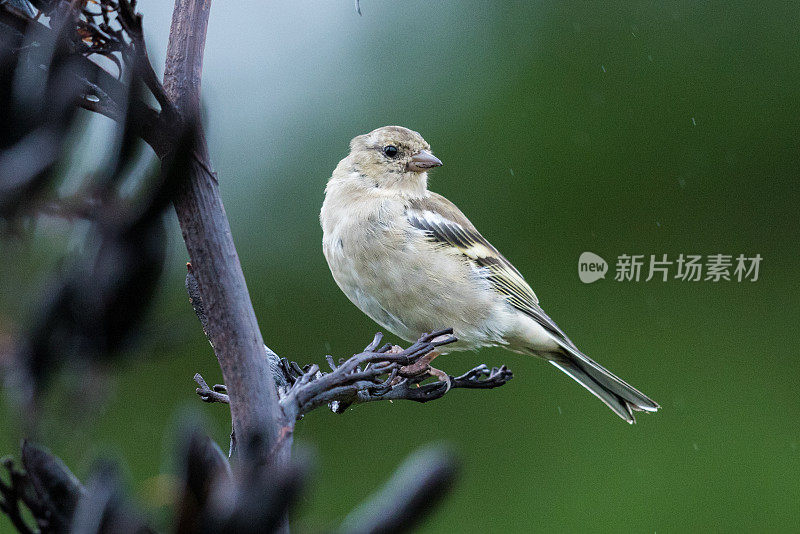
[320,126,659,423]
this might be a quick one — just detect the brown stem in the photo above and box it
[161,0,286,469]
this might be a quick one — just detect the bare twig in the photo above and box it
[280,330,513,419]
[194,373,230,404]
[116,0,175,118]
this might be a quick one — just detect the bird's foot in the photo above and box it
[395,350,450,392]
[427,366,452,393]
[398,350,440,377]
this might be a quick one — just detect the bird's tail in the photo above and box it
[547,347,659,424]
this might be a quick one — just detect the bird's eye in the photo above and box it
[383,145,399,158]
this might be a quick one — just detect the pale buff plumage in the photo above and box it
[320,126,659,423]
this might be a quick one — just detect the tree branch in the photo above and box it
[161,0,285,468]
[193,331,513,416]
[186,269,513,420]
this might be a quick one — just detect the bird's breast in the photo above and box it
[324,226,507,348]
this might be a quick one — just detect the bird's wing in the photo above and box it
[406,193,576,347]
[406,194,660,420]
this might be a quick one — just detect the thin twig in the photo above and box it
[194,373,230,404]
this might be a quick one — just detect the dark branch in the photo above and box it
[0,458,36,534]
[163,0,285,469]
[116,0,176,120]
[283,330,513,419]
[187,270,513,420]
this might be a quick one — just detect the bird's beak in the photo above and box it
[407,150,443,172]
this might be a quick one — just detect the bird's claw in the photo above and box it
[427,366,452,393]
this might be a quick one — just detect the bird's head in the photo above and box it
[342,126,442,194]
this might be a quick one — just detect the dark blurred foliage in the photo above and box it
[0,13,83,222]
[0,434,458,534]
[0,1,181,530]
[0,1,183,411]
[0,2,464,533]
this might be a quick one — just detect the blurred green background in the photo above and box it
[2,0,799,531]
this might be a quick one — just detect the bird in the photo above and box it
[320,125,659,423]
